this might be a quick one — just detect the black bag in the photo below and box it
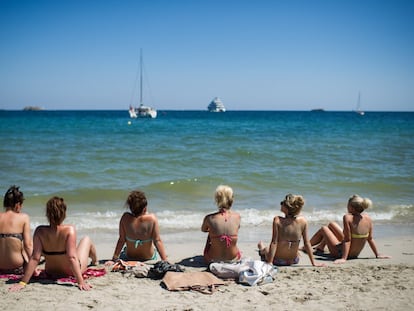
[147,261,185,279]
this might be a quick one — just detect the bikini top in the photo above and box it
[211,234,238,248]
[283,239,301,249]
[0,233,23,241]
[126,236,152,248]
[351,232,369,239]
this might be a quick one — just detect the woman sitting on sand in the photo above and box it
[0,186,33,274]
[9,196,97,291]
[109,190,167,263]
[307,194,390,264]
[202,185,241,263]
[258,194,325,267]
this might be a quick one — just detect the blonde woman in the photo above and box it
[308,194,390,263]
[258,194,325,267]
[202,185,241,263]
[0,186,32,273]
[9,197,97,291]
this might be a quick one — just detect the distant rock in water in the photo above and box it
[23,106,44,111]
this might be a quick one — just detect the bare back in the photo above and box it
[202,210,241,262]
[120,213,157,260]
[34,224,79,276]
[0,210,32,270]
[273,216,306,260]
[343,213,373,257]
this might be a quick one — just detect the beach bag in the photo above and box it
[209,261,251,279]
[147,261,185,279]
[238,260,277,286]
[161,271,225,294]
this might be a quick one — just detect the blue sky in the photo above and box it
[1,0,413,111]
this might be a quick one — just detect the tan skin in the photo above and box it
[108,207,167,263]
[309,204,390,263]
[201,208,241,263]
[9,222,97,292]
[258,204,325,267]
[0,202,32,271]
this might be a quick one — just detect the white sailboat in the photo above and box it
[355,92,365,116]
[128,50,157,119]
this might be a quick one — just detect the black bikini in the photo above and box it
[42,250,66,255]
[0,233,23,241]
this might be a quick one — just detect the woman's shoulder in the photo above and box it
[17,212,31,221]
[295,215,308,223]
[141,213,158,221]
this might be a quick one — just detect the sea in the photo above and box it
[1,110,413,243]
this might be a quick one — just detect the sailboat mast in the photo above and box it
[140,49,143,105]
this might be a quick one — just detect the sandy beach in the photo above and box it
[1,226,413,311]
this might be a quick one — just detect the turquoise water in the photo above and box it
[1,110,413,236]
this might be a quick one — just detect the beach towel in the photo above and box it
[35,268,106,285]
[0,272,23,281]
[209,261,251,279]
[161,271,225,294]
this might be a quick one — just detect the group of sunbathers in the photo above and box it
[2,185,389,291]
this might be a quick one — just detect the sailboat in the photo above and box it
[355,92,365,116]
[128,50,157,119]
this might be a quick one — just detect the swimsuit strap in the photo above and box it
[43,250,67,255]
[285,240,301,249]
[0,233,24,241]
[126,236,152,248]
[351,233,369,239]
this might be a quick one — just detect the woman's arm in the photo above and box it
[334,215,351,264]
[66,227,91,290]
[367,223,390,259]
[111,215,127,261]
[152,216,167,261]
[201,215,209,232]
[22,213,33,259]
[9,228,42,292]
[266,217,279,264]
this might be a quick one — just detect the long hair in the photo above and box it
[215,185,234,210]
[46,197,67,226]
[3,185,24,210]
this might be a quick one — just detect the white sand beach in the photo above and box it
[1,228,414,311]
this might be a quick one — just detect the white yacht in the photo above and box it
[207,97,226,112]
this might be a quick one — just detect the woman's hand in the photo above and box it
[334,258,346,264]
[8,282,26,292]
[376,254,391,259]
[78,282,92,291]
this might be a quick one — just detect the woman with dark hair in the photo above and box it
[0,185,32,273]
[9,196,97,291]
[109,190,167,263]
